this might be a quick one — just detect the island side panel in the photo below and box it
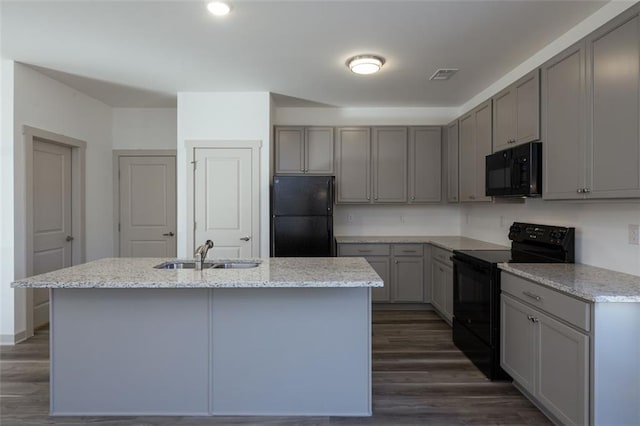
[50,288,210,415]
[210,287,372,416]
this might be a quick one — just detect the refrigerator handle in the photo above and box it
[328,216,336,257]
[328,177,334,212]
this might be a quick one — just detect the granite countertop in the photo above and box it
[11,257,383,289]
[335,235,507,251]
[499,263,640,303]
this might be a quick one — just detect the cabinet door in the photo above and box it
[393,257,424,302]
[336,128,371,203]
[431,260,445,315]
[442,263,454,322]
[305,127,334,175]
[493,86,516,152]
[474,100,493,202]
[409,127,441,203]
[587,9,640,198]
[501,294,535,394]
[367,256,391,302]
[372,127,408,203]
[275,127,304,174]
[458,113,475,202]
[514,69,540,145]
[542,42,587,200]
[536,310,590,426]
[446,121,459,203]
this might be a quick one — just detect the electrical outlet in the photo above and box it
[347,214,354,223]
[629,224,639,245]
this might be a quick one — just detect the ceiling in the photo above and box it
[1,0,608,108]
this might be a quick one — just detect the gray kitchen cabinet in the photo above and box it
[543,5,640,200]
[338,243,391,302]
[408,127,442,203]
[336,127,371,203]
[458,100,492,202]
[430,246,453,325]
[501,273,590,426]
[392,244,424,302]
[372,127,408,203]
[541,42,586,200]
[446,120,459,203]
[586,7,640,198]
[275,126,334,175]
[492,69,540,152]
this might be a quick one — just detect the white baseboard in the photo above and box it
[0,330,28,346]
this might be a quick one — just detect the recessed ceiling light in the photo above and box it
[347,55,385,75]
[207,1,231,16]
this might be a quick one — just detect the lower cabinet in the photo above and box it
[501,273,590,426]
[430,246,454,325]
[337,243,426,303]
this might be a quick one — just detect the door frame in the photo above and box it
[23,125,86,338]
[185,140,261,256]
[112,150,177,256]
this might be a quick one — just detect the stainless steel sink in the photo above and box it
[154,261,215,269]
[154,261,260,269]
[211,262,260,269]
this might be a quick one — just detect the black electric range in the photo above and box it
[451,223,575,380]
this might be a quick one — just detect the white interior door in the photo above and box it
[33,140,72,328]
[194,147,257,258]
[119,156,177,257]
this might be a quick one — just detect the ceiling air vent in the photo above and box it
[429,68,459,81]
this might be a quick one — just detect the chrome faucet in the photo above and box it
[194,240,214,270]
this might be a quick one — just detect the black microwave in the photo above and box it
[485,142,542,197]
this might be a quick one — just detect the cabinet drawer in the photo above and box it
[338,244,390,257]
[501,272,591,332]
[431,246,453,266]
[393,244,423,256]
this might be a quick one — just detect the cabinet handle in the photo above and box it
[395,260,398,264]
[577,188,584,193]
[162,232,175,237]
[367,196,370,200]
[439,267,444,272]
[374,197,378,200]
[583,188,590,193]
[522,291,542,302]
[411,196,415,201]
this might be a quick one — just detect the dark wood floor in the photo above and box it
[0,310,550,425]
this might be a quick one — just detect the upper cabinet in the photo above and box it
[459,100,493,202]
[372,127,408,203]
[446,120,459,203]
[492,69,540,152]
[409,127,442,203]
[274,126,334,175]
[543,5,640,199]
[335,127,371,203]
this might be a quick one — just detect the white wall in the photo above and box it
[461,200,640,276]
[176,92,272,257]
[112,108,177,150]
[5,63,113,342]
[0,59,16,343]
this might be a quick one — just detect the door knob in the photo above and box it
[65,236,74,242]
[163,232,175,237]
[240,236,251,241]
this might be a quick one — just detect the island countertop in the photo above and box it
[11,257,384,289]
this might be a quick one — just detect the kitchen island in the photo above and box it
[12,257,382,417]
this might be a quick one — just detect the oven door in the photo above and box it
[485,149,512,196]
[452,257,492,346]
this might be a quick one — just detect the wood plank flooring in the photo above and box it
[0,310,550,425]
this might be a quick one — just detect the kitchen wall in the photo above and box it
[2,62,113,343]
[112,108,177,150]
[462,200,640,276]
[176,92,272,257]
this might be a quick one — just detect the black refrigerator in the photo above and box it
[271,175,335,257]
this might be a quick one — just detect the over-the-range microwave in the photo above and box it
[485,142,542,197]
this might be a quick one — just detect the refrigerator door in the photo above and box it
[272,216,334,257]
[272,175,333,216]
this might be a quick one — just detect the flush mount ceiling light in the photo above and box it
[207,1,231,16]
[347,55,385,75]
